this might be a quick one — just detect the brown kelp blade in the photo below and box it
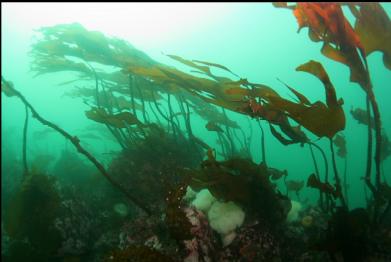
[288,3,370,89]
[166,53,240,80]
[277,78,311,105]
[192,59,240,78]
[205,121,224,132]
[333,133,347,158]
[307,173,341,199]
[272,2,295,9]
[267,60,346,138]
[166,54,211,76]
[268,167,288,180]
[1,78,17,97]
[85,107,141,128]
[268,96,345,138]
[269,124,299,146]
[321,43,369,89]
[350,107,375,128]
[258,61,345,139]
[224,83,279,100]
[296,60,339,108]
[31,56,92,77]
[350,3,391,70]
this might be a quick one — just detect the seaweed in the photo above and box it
[205,121,224,133]
[307,173,341,200]
[276,1,390,222]
[22,105,29,177]
[29,23,312,154]
[85,107,142,128]
[380,131,391,162]
[189,155,290,224]
[333,134,347,158]
[1,77,151,215]
[32,23,157,68]
[350,107,375,128]
[165,181,193,242]
[166,53,239,81]
[3,13,390,260]
[284,3,391,195]
[30,153,55,174]
[267,60,345,139]
[350,3,391,70]
[4,173,63,260]
[104,245,175,262]
[268,167,288,181]
[108,129,202,212]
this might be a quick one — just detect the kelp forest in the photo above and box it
[1,2,391,262]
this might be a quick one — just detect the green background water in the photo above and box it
[2,3,391,209]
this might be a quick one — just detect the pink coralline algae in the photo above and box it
[183,207,217,262]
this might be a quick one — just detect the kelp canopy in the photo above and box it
[30,22,347,149]
[7,2,387,216]
[28,22,352,214]
[28,5,390,196]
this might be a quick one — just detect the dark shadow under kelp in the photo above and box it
[108,127,203,213]
[4,173,63,261]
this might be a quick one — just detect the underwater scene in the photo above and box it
[1,2,391,261]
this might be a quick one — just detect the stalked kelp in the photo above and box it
[276,2,391,220]
[29,23,252,161]
[274,2,391,260]
[1,77,152,215]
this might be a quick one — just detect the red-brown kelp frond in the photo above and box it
[350,3,391,71]
[293,3,369,88]
[267,60,345,139]
[307,173,341,199]
[205,121,224,133]
[189,156,290,224]
[275,2,387,193]
[85,107,142,128]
